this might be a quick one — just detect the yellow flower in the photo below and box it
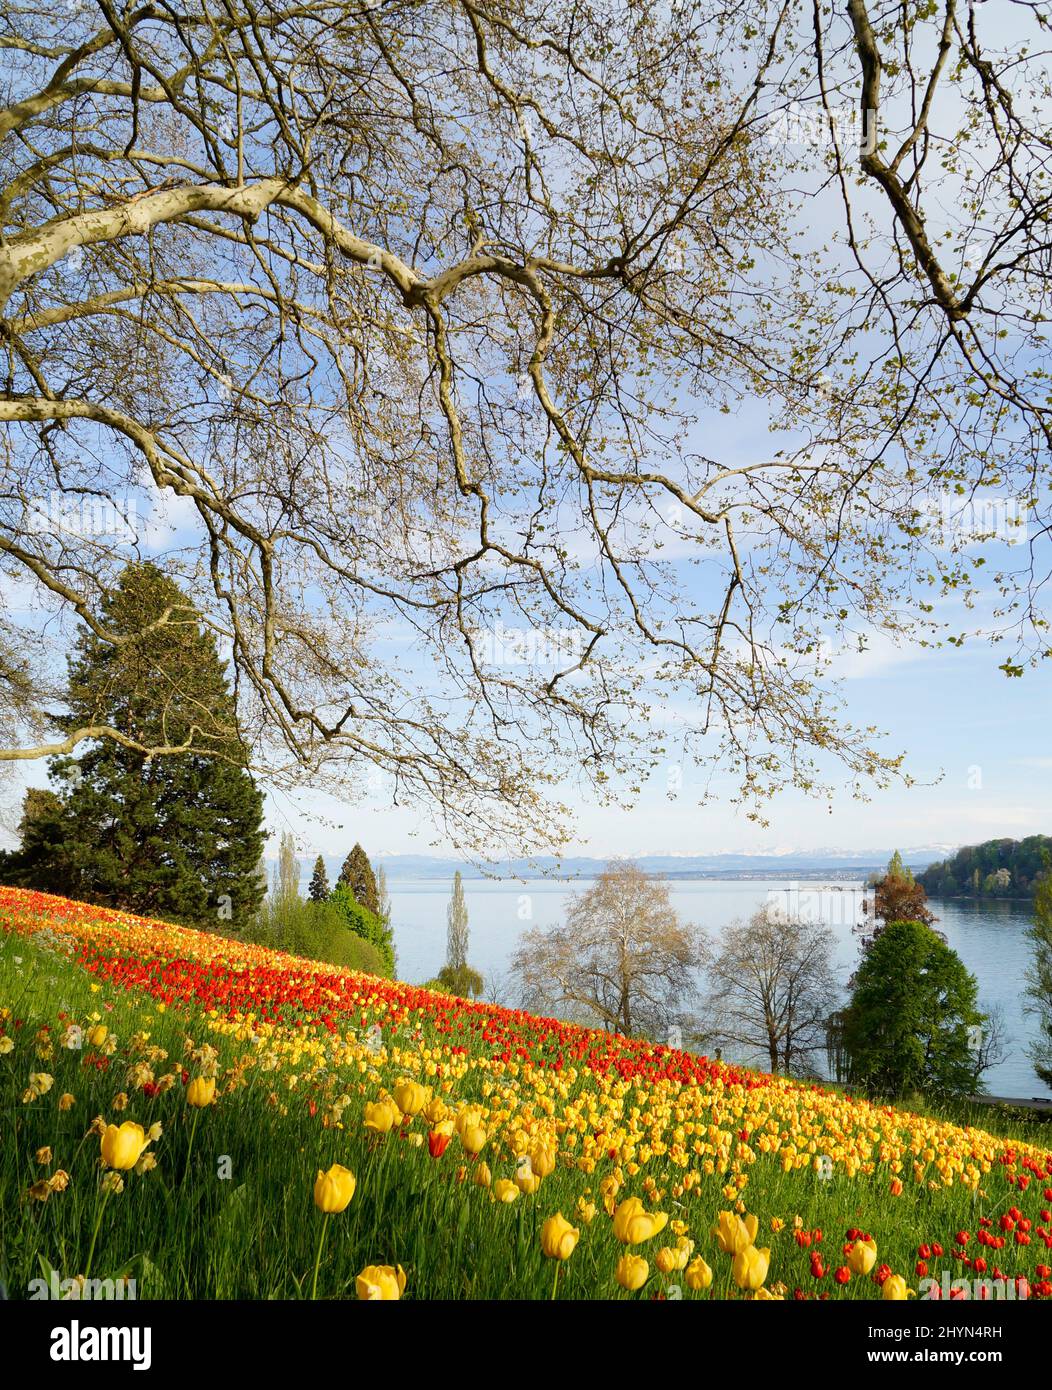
[655,1236,693,1273]
[731,1245,771,1292]
[58,1092,75,1111]
[100,1122,148,1171]
[0,1036,13,1055]
[363,1097,400,1133]
[576,1198,597,1224]
[313,1163,356,1214]
[35,1146,53,1166]
[48,1169,70,1193]
[847,1237,877,1277]
[615,1254,649,1291]
[356,1264,406,1300]
[713,1210,759,1255]
[422,1096,448,1125]
[685,1256,713,1291]
[530,1142,556,1178]
[473,1162,492,1188]
[515,1167,541,1195]
[393,1078,428,1116]
[186,1076,216,1108]
[460,1123,487,1155]
[612,1196,669,1245]
[492,1179,519,1203]
[540,1212,580,1260]
[882,1275,913,1301]
[454,1107,484,1136]
[86,1024,108,1048]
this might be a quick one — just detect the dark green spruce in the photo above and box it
[0,562,265,928]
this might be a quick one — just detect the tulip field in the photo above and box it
[2,886,1052,1303]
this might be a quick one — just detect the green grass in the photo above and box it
[2,928,1050,1301]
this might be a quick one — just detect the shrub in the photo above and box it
[329,883,395,977]
[245,897,386,976]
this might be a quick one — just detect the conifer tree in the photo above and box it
[2,563,266,926]
[308,854,330,903]
[338,842,379,914]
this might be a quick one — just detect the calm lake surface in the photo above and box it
[383,877,1046,1099]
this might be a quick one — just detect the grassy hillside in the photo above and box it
[2,887,1050,1301]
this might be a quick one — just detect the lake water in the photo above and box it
[382,877,1047,1099]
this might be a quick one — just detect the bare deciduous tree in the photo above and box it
[0,3,1050,850]
[703,908,840,1075]
[511,860,699,1037]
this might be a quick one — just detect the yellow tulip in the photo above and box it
[364,1098,400,1133]
[731,1245,771,1292]
[313,1163,356,1214]
[455,1107,484,1137]
[882,1274,913,1301]
[473,1162,492,1188]
[515,1167,541,1195]
[86,1024,108,1048]
[540,1212,580,1260]
[576,1198,597,1224]
[656,1236,693,1273]
[612,1195,669,1245]
[847,1237,877,1277]
[530,1142,556,1178]
[393,1078,427,1116]
[492,1179,519,1203]
[713,1210,759,1255]
[422,1096,447,1125]
[186,1076,216,1108]
[460,1123,487,1156]
[685,1256,713,1291]
[615,1253,649,1291]
[100,1122,148,1171]
[356,1264,406,1301]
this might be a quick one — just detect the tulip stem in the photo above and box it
[310,1214,330,1301]
[183,1108,200,1183]
[83,1185,111,1282]
[550,1261,560,1301]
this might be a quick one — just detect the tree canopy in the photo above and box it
[842,919,984,1099]
[0,562,266,925]
[1,3,1051,847]
[920,838,1052,901]
[511,860,698,1037]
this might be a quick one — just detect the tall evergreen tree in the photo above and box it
[338,842,379,914]
[308,854,330,903]
[842,920,983,1099]
[859,850,936,951]
[2,563,266,927]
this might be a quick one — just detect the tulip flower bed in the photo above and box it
[2,886,1052,1302]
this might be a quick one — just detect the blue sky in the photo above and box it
[256,576,1052,862]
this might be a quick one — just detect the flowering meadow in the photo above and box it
[2,886,1052,1302]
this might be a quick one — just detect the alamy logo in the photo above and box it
[468,621,584,668]
[24,492,139,541]
[29,1272,137,1301]
[50,1320,152,1371]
